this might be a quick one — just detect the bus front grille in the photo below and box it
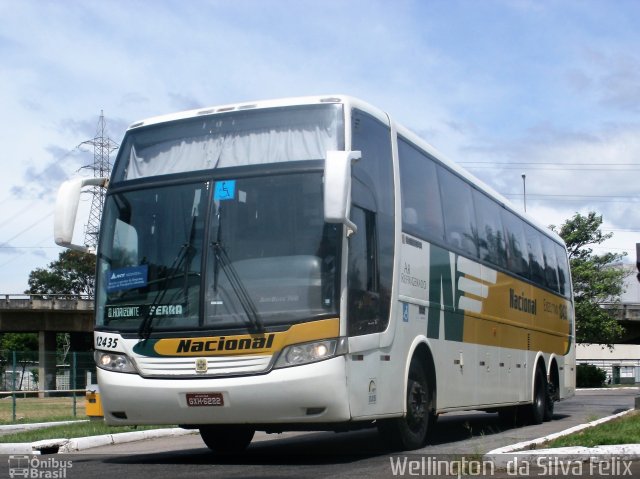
[134,354,273,378]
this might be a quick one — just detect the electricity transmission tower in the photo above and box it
[82,111,119,250]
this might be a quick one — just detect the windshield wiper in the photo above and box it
[138,214,197,340]
[211,205,264,333]
[212,241,264,333]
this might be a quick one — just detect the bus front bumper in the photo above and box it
[98,356,351,426]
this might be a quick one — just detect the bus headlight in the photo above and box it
[274,338,347,369]
[95,351,138,374]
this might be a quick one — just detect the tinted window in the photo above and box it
[542,236,560,292]
[351,110,394,333]
[398,138,445,241]
[347,206,380,335]
[555,243,571,298]
[473,190,507,268]
[439,168,477,258]
[502,210,530,279]
[525,225,545,286]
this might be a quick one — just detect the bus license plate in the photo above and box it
[186,393,224,407]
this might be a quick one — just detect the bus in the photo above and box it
[54,95,575,452]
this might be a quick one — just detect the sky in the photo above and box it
[1,0,639,294]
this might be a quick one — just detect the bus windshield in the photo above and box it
[112,104,343,181]
[95,171,341,333]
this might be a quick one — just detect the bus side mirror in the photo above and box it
[54,177,109,254]
[324,150,361,236]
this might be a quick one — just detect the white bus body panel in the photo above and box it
[99,356,350,426]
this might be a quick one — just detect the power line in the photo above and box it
[0,143,88,208]
[501,193,639,203]
[460,161,639,167]
[460,161,640,172]
[0,210,53,247]
[0,198,40,230]
[504,194,639,198]
[0,232,60,269]
[0,246,59,249]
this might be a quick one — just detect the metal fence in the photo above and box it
[0,351,96,422]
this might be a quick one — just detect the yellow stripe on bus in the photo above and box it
[461,271,572,355]
[151,317,340,357]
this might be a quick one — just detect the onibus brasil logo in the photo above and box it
[8,455,72,478]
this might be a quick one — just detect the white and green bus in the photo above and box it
[55,95,575,452]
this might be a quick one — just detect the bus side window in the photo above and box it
[542,237,560,293]
[473,189,507,268]
[398,137,445,242]
[438,167,478,258]
[555,243,571,298]
[502,210,530,279]
[525,225,545,286]
[347,205,380,336]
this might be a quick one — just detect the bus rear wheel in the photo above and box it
[378,359,433,451]
[528,367,547,425]
[199,425,255,454]
[544,381,556,421]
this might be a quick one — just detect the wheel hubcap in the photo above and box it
[407,380,426,430]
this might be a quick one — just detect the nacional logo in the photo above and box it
[176,334,275,354]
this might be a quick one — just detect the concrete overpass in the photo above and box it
[0,294,94,394]
[613,303,640,343]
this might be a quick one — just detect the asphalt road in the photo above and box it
[19,389,640,479]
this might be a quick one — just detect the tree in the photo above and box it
[0,333,38,390]
[553,212,627,345]
[25,250,96,297]
[0,333,38,352]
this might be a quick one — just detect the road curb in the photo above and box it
[485,408,640,466]
[0,427,198,455]
[62,427,198,453]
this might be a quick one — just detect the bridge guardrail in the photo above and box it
[1,294,94,311]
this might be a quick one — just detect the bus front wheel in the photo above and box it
[378,359,433,451]
[199,425,255,454]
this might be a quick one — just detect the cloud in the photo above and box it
[567,50,640,113]
[57,118,99,138]
[9,144,90,200]
[598,55,640,112]
[2,0,640,292]
[459,121,640,234]
[119,92,149,108]
[168,92,202,111]
[0,245,20,256]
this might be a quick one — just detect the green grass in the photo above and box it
[0,396,175,443]
[0,421,174,443]
[0,396,86,424]
[544,411,640,448]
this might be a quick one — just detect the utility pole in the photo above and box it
[522,174,527,213]
[82,111,119,250]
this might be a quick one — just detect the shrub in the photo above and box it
[576,363,607,388]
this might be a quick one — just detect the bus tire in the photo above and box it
[199,425,255,454]
[528,367,547,425]
[378,359,432,451]
[543,381,555,421]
